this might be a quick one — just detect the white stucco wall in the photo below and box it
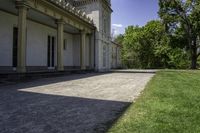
[111,44,117,68]
[0,11,16,66]
[85,35,90,66]
[73,35,80,66]
[117,47,122,67]
[64,33,73,66]
[26,20,57,66]
[110,43,122,69]
[72,34,90,67]
[27,21,74,67]
[0,11,75,68]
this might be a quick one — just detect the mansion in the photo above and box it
[0,0,121,73]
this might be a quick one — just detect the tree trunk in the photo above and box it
[190,40,197,69]
[191,54,197,69]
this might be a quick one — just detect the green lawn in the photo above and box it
[108,70,200,133]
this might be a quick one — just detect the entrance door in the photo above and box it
[47,35,55,69]
[13,27,18,68]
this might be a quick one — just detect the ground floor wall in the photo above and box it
[0,11,92,73]
[111,43,122,69]
[95,33,111,71]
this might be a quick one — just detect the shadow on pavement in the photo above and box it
[0,72,108,88]
[0,73,131,133]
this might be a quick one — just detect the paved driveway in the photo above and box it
[0,71,154,133]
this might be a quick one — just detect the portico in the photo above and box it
[0,0,95,73]
[0,0,117,73]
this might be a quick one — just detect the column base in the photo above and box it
[17,67,26,73]
[81,66,86,70]
[57,67,64,71]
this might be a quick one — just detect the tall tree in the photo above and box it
[122,21,169,68]
[159,0,200,69]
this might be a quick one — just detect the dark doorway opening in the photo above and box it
[13,27,18,68]
[47,35,55,68]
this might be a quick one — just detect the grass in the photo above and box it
[108,70,200,133]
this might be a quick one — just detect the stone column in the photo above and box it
[80,30,86,70]
[56,19,65,71]
[89,32,95,69]
[88,34,92,69]
[16,2,28,73]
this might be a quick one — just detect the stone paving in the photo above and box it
[0,71,155,133]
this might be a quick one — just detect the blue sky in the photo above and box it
[111,0,159,36]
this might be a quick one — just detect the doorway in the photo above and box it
[12,27,18,69]
[47,35,55,69]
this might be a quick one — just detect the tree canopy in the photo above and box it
[159,0,200,69]
[119,0,200,69]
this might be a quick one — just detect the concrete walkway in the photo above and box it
[0,71,155,133]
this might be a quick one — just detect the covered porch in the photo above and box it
[0,0,95,73]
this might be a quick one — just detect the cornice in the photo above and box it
[48,0,94,24]
[73,0,113,12]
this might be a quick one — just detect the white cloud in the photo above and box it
[112,24,123,28]
[113,29,118,35]
[111,24,124,38]
[111,29,120,39]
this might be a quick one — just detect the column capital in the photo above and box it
[81,29,92,35]
[15,0,30,9]
[56,19,65,25]
[80,30,87,35]
[87,32,93,36]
